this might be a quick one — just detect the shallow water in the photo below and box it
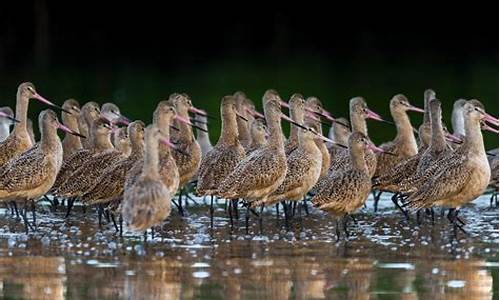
[0,193,497,299]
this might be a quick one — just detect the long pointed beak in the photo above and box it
[189,106,215,120]
[313,132,336,144]
[191,118,208,125]
[368,143,396,155]
[280,113,308,130]
[161,137,190,156]
[0,111,19,123]
[365,108,386,122]
[236,111,248,122]
[407,105,425,113]
[32,93,72,114]
[175,114,208,132]
[170,125,180,131]
[483,112,499,127]
[111,111,130,125]
[445,133,463,144]
[57,123,86,138]
[279,101,290,109]
[246,108,265,119]
[481,121,499,134]
[305,112,330,126]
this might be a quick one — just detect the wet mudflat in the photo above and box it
[0,193,497,299]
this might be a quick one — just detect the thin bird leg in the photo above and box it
[292,201,297,217]
[245,206,250,235]
[22,201,34,233]
[259,205,264,234]
[335,219,340,241]
[426,208,435,225]
[143,230,147,242]
[303,198,309,215]
[110,213,119,232]
[65,197,75,218]
[228,200,233,229]
[275,203,280,221]
[210,195,214,228]
[232,199,239,220]
[119,215,123,237]
[151,227,155,240]
[391,193,409,220]
[177,190,184,216]
[372,190,383,212]
[31,200,37,230]
[97,205,103,228]
[343,214,350,237]
[416,209,422,225]
[10,201,20,219]
[104,208,111,223]
[44,195,55,211]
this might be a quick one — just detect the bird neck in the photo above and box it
[452,107,465,137]
[12,96,29,136]
[289,106,305,143]
[155,116,173,159]
[463,117,485,155]
[350,145,367,172]
[267,117,284,149]
[40,123,59,152]
[62,114,82,151]
[392,109,417,149]
[93,132,113,152]
[218,110,239,145]
[176,108,194,142]
[350,112,368,136]
[236,115,250,144]
[430,108,447,151]
[142,135,160,179]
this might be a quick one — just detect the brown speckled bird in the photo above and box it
[312,132,386,238]
[0,110,82,232]
[121,124,172,232]
[0,82,63,167]
[284,94,306,156]
[81,121,145,207]
[197,95,246,196]
[404,101,496,234]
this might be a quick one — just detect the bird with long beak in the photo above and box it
[218,90,310,233]
[312,132,391,240]
[0,82,68,167]
[0,109,83,233]
[373,94,424,185]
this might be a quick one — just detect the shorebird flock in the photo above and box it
[0,82,497,239]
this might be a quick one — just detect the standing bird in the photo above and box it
[234,91,252,151]
[121,124,173,232]
[60,99,82,159]
[54,119,128,202]
[196,95,246,225]
[0,82,67,167]
[50,102,101,196]
[246,119,267,154]
[305,97,331,177]
[0,107,16,142]
[404,101,497,235]
[81,121,145,227]
[312,132,386,239]
[254,126,330,227]
[170,94,203,214]
[218,91,307,232]
[0,110,82,232]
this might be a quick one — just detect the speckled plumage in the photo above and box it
[488,149,498,190]
[171,94,202,188]
[405,101,491,209]
[256,127,323,207]
[61,99,82,160]
[246,119,267,154]
[0,110,64,202]
[122,125,172,232]
[218,92,288,203]
[197,96,246,196]
[81,121,145,205]
[312,132,373,216]
[305,97,330,176]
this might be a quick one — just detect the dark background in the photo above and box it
[0,2,498,147]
